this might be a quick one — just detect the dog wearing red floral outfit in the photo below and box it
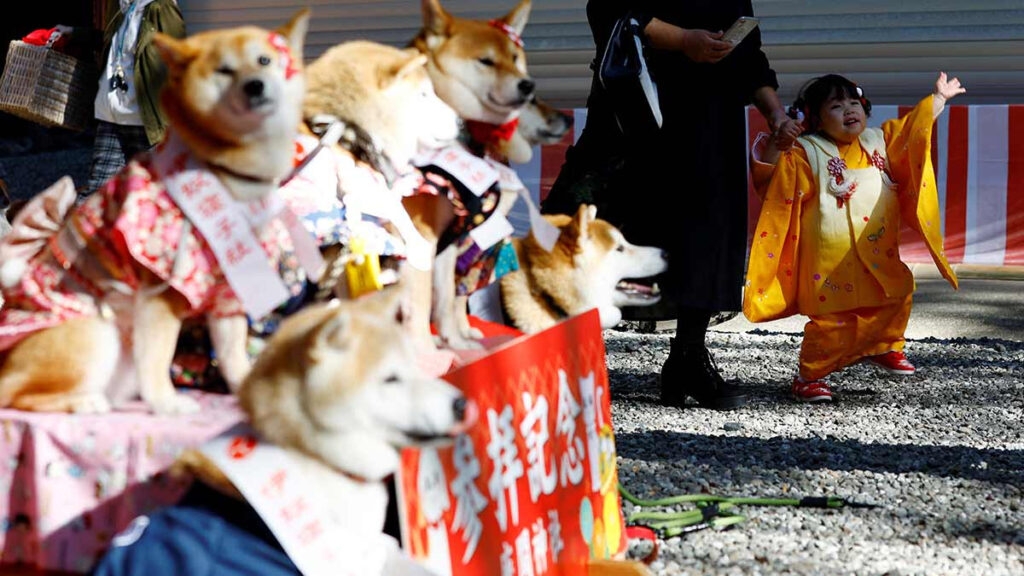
[0,11,317,414]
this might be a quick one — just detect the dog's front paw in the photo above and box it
[149,392,201,416]
[70,394,113,414]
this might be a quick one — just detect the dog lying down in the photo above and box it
[500,204,668,334]
[91,286,477,576]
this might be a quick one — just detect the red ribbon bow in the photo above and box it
[488,20,524,48]
[464,118,520,145]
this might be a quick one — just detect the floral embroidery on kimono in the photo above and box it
[0,155,305,352]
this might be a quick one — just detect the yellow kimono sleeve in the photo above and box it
[749,132,775,199]
[743,145,816,322]
[882,95,959,290]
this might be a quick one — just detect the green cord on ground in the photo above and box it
[618,482,877,538]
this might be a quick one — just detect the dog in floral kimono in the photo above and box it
[0,11,317,414]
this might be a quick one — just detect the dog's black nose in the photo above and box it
[452,397,467,421]
[518,78,536,97]
[243,79,265,98]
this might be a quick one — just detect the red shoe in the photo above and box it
[865,350,916,375]
[791,377,832,403]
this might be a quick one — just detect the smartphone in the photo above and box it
[722,16,760,45]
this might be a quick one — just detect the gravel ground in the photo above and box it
[3,139,1022,576]
[606,324,1023,576]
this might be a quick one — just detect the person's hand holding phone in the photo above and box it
[680,29,735,63]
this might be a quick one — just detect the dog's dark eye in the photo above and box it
[383,374,401,384]
[478,57,495,67]
[616,244,626,253]
[258,55,272,66]
[215,66,235,77]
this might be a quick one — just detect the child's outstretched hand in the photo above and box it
[934,71,966,102]
[932,71,965,117]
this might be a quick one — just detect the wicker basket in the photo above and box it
[0,40,97,131]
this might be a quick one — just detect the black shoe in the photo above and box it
[659,340,748,410]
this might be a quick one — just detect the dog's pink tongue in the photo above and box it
[451,398,479,436]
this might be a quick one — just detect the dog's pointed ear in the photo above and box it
[152,32,198,76]
[421,0,452,37]
[500,0,532,37]
[277,8,311,63]
[310,304,352,361]
[574,203,597,240]
[382,50,429,90]
[368,285,411,327]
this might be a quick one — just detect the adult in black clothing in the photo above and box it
[543,1,800,410]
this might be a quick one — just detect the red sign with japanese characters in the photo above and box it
[397,310,627,575]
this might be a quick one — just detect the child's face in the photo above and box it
[818,95,867,144]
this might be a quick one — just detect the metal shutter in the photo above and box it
[178,0,1024,107]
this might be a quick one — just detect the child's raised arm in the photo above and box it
[933,71,966,118]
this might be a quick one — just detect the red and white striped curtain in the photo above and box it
[516,106,1024,267]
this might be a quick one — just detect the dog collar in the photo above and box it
[488,19,524,48]
[207,161,279,185]
[464,117,520,146]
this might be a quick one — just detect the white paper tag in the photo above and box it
[200,423,389,576]
[469,211,515,252]
[520,189,560,252]
[155,138,290,320]
[417,145,498,197]
[487,159,527,195]
[484,158,559,251]
[346,180,434,272]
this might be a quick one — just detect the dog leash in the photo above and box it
[282,115,400,189]
[618,482,878,539]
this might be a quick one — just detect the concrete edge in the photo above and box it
[908,262,1024,281]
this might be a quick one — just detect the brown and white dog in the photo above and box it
[408,0,537,350]
[296,39,460,305]
[0,11,313,414]
[500,94,574,164]
[500,204,667,334]
[99,286,476,575]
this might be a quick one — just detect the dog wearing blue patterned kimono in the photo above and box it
[0,11,318,414]
[92,286,477,576]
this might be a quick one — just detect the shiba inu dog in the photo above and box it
[303,40,460,182]
[0,11,314,414]
[295,40,460,307]
[499,95,574,164]
[517,96,574,148]
[500,204,668,334]
[408,0,538,350]
[93,286,476,576]
[413,0,535,128]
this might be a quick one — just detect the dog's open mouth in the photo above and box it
[616,280,661,305]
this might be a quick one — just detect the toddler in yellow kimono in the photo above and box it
[745,72,964,402]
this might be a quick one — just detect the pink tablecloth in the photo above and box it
[0,391,244,573]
